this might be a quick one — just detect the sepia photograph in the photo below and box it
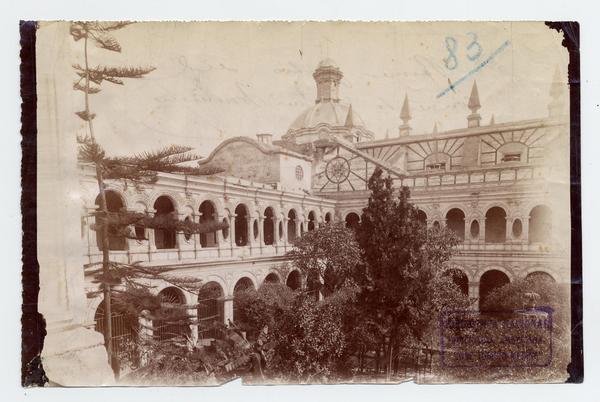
[22,19,581,388]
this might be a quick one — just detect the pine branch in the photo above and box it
[73,81,101,94]
[88,31,122,52]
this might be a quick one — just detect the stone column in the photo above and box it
[223,296,234,325]
[522,216,530,246]
[479,217,486,245]
[468,281,480,310]
[37,22,114,384]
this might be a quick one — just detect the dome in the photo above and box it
[288,102,365,131]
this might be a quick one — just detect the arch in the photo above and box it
[445,208,465,240]
[153,287,190,341]
[444,268,469,296]
[232,277,256,322]
[264,272,281,284]
[485,206,507,243]
[94,300,138,360]
[199,200,218,248]
[234,203,249,246]
[95,190,127,251]
[529,205,552,243]
[324,212,332,224]
[287,209,298,242]
[263,207,275,245]
[432,220,441,229]
[345,212,360,229]
[197,281,224,339]
[153,195,177,249]
[479,269,511,311]
[307,210,317,231]
[416,209,427,227]
[525,271,556,283]
[286,270,302,290]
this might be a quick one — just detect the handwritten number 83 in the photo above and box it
[444,33,482,70]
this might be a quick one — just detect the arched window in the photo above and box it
[485,207,507,243]
[95,190,127,251]
[470,220,480,239]
[264,273,280,284]
[235,204,249,246]
[325,212,332,224]
[525,271,556,283]
[197,282,224,339]
[278,221,284,241]
[183,216,193,242]
[345,212,360,229]
[233,277,255,322]
[199,201,218,248]
[479,270,510,311]
[308,211,316,231]
[287,210,297,242]
[512,218,523,239]
[221,217,229,241]
[253,219,259,240]
[286,270,302,290]
[154,287,190,342]
[433,220,441,229]
[446,208,465,240]
[263,207,275,245]
[416,209,427,227]
[94,300,138,364]
[529,205,552,243]
[153,196,177,249]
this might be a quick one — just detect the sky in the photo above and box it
[38,21,569,157]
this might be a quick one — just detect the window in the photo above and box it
[502,152,521,162]
[295,165,304,181]
[426,162,446,171]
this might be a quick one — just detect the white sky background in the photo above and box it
[44,21,568,157]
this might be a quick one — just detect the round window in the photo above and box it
[295,165,304,181]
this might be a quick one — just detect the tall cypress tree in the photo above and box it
[356,167,468,376]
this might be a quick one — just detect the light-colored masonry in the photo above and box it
[80,59,570,342]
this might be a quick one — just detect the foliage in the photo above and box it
[287,222,362,295]
[438,276,570,383]
[356,167,468,350]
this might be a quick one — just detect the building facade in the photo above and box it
[80,59,570,347]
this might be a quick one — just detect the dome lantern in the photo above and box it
[312,59,343,104]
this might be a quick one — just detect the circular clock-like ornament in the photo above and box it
[325,156,351,184]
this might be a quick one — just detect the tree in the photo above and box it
[355,167,468,376]
[70,21,226,376]
[287,222,362,297]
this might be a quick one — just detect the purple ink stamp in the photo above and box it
[440,307,553,368]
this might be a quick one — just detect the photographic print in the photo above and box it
[22,20,581,386]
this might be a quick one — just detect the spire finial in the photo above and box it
[399,94,412,136]
[467,81,482,128]
[489,114,495,125]
[432,122,438,134]
[344,104,354,127]
[385,129,390,139]
[400,94,411,124]
[468,81,481,113]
